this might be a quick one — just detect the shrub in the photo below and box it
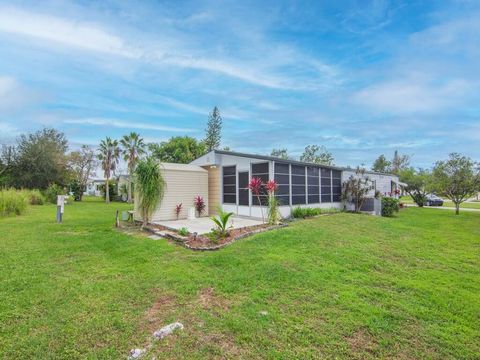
[210,206,234,238]
[0,189,29,217]
[99,181,117,201]
[194,195,205,217]
[44,183,66,204]
[69,180,84,201]
[292,207,339,219]
[135,158,166,227]
[178,227,189,236]
[381,197,400,217]
[292,207,319,218]
[27,189,45,205]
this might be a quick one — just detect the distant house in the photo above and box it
[85,179,105,197]
[136,150,400,222]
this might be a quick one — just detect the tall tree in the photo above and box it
[68,145,97,201]
[371,154,391,173]
[431,153,480,215]
[11,128,69,189]
[97,137,121,204]
[391,150,410,174]
[204,106,222,151]
[271,148,290,160]
[300,145,334,165]
[120,132,146,203]
[399,167,432,207]
[149,136,206,164]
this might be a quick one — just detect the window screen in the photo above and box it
[223,166,236,204]
[307,166,320,204]
[251,162,269,205]
[332,170,342,202]
[320,168,332,203]
[274,162,290,206]
[291,165,306,205]
[238,171,249,206]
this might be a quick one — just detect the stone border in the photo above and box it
[143,223,288,251]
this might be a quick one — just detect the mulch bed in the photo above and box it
[144,222,288,251]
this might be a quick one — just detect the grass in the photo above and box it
[0,199,479,359]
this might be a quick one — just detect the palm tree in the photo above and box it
[120,132,146,203]
[135,157,166,227]
[98,137,121,204]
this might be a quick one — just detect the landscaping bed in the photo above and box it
[146,222,287,250]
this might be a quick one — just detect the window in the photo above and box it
[223,166,236,204]
[307,166,320,204]
[321,168,332,203]
[238,171,249,206]
[274,162,290,206]
[332,170,342,202]
[291,165,306,205]
[251,162,269,205]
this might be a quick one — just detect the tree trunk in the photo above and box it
[127,176,132,203]
[455,203,460,215]
[105,176,110,204]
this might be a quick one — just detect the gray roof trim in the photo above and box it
[211,150,397,177]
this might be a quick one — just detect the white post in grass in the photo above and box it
[56,195,65,223]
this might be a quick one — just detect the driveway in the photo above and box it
[153,216,264,234]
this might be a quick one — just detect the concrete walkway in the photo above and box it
[154,216,263,234]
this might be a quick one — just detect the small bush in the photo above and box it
[27,189,45,205]
[99,181,117,200]
[44,184,66,204]
[0,189,29,217]
[178,227,189,236]
[292,206,339,219]
[381,197,400,217]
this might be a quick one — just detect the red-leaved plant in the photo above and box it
[194,195,206,217]
[266,179,278,194]
[175,203,182,219]
[248,177,265,222]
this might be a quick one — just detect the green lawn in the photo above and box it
[1,200,479,359]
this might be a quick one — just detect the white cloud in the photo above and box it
[64,118,194,132]
[0,7,138,58]
[352,76,475,114]
[0,6,339,90]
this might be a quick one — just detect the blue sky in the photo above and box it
[0,0,479,169]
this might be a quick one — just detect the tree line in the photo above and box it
[1,107,478,213]
[0,106,224,203]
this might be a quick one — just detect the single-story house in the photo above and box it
[85,179,105,197]
[137,150,400,222]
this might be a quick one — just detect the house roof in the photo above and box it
[160,162,208,172]
[209,150,398,177]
